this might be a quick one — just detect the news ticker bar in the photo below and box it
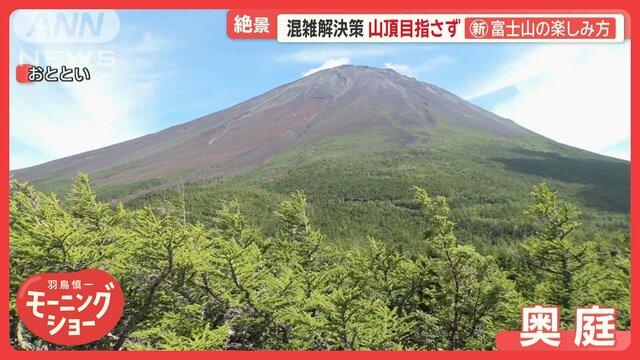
[227,11,625,43]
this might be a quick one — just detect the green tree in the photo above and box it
[521,182,630,328]
[522,183,587,315]
[9,174,628,350]
[413,186,522,349]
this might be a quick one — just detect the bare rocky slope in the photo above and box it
[12,65,535,186]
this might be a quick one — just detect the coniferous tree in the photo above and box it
[8,175,628,350]
[413,186,522,349]
[521,182,630,328]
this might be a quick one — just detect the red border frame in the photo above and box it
[1,0,637,359]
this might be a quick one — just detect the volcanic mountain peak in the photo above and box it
[13,65,532,187]
[216,64,526,140]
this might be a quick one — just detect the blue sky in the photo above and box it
[10,10,630,169]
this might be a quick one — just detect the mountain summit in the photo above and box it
[13,65,531,184]
[11,64,628,220]
[11,64,629,246]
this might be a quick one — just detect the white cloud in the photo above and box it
[384,62,416,77]
[468,42,630,158]
[10,31,171,169]
[602,150,630,161]
[302,57,351,77]
[278,45,404,63]
[384,55,452,78]
[599,139,630,161]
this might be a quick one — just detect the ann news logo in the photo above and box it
[12,10,119,84]
[496,304,630,351]
[12,10,120,43]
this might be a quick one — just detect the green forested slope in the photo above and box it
[10,175,629,350]
[124,122,629,259]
